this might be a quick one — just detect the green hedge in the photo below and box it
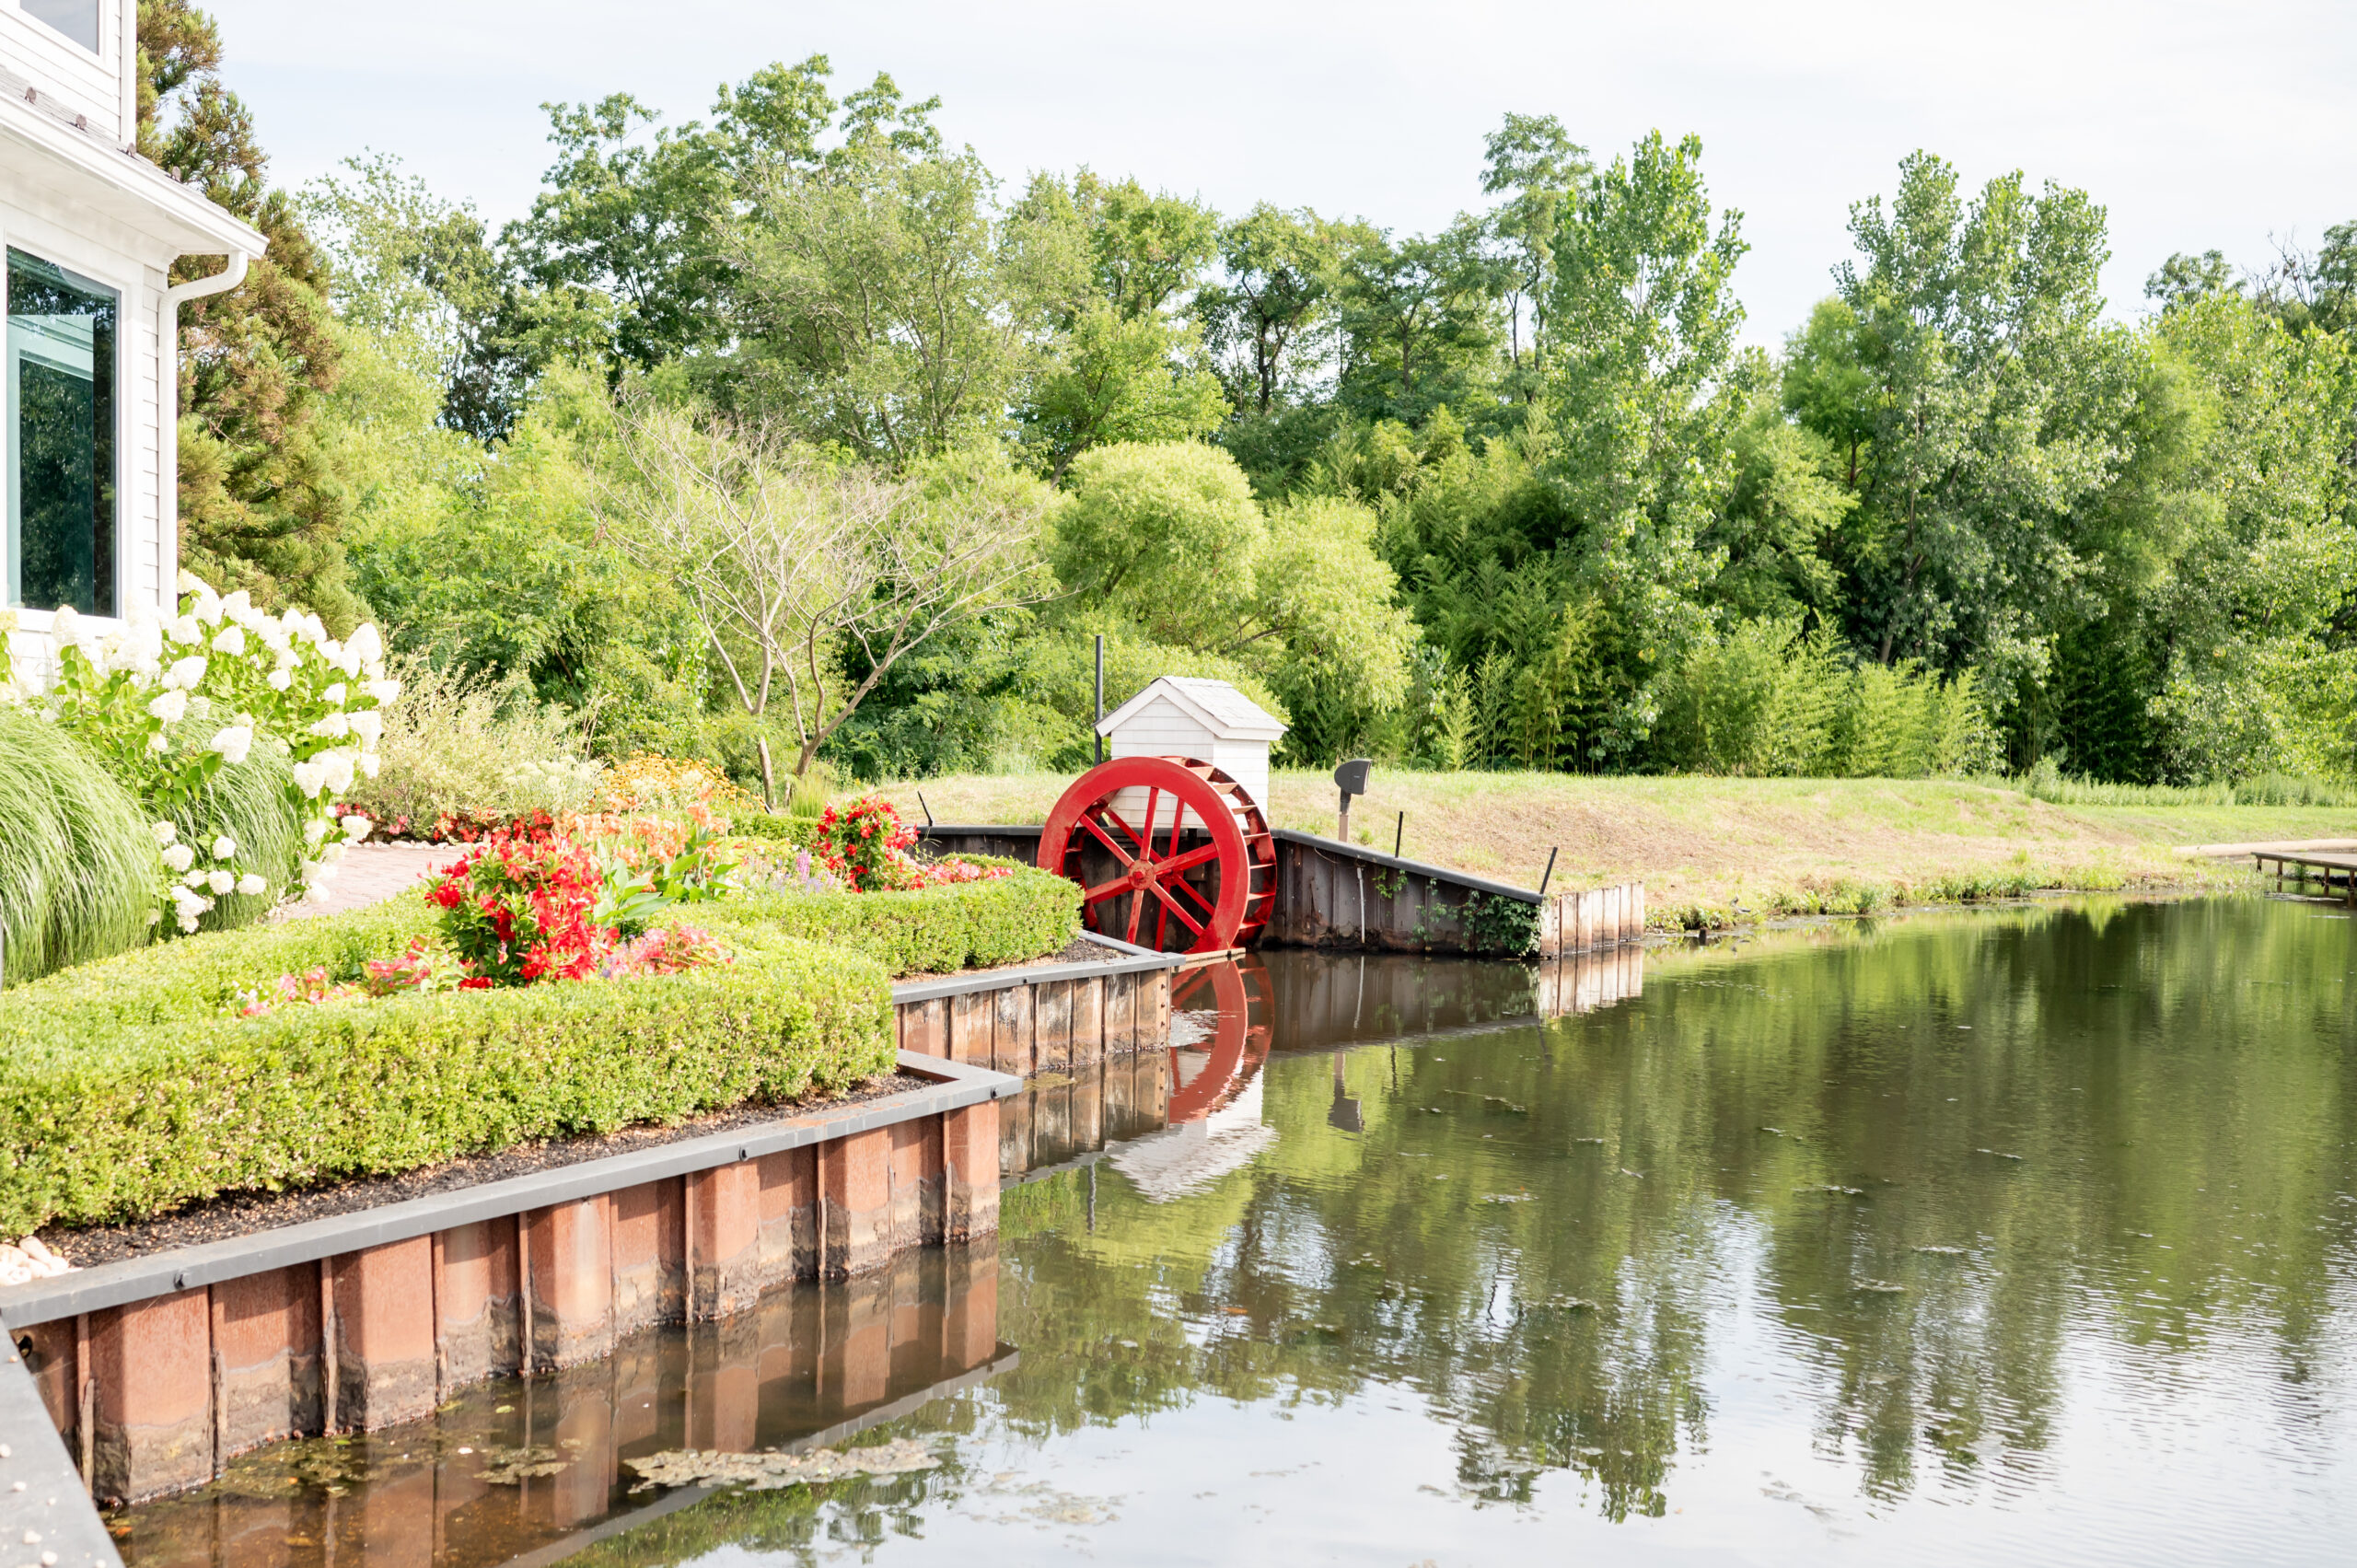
[0,895,893,1233]
[716,861,1080,975]
[728,812,818,846]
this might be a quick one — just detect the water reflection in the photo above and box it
[119,898,2357,1565]
[115,1249,1008,1567]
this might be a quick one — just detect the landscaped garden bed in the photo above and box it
[0,769,1079,1243]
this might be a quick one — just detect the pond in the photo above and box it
[116,896,2357,1565]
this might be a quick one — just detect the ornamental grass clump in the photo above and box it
[0,706,155,984]
[337,656,597,837]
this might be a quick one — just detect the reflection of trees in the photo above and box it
[989,899,2357,1516]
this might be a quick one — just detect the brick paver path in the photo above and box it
[277,842,458,922]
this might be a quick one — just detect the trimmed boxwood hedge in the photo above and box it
[728,812,818,846]
[0,895,895,1233]
[715,862,1081,976]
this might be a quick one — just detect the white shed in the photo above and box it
[0,1,265,687]
[1097,676,1286,822]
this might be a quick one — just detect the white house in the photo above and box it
[1096,675,1287,825]
[0,0,262,687]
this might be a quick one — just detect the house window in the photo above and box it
[6,249,117,617]
[21,2,99,53]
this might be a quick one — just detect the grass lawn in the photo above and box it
[877,770,2352,924]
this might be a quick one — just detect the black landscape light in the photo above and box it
[1334,757,1371,841]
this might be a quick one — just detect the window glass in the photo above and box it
[7,249,117,617]
[21,1,99,52]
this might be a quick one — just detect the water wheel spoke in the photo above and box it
[1147,879,1206,937]
[1080,875,1136,906]
[1124,885,1146,945]
[1171,875,1217,918]
[1078,812,1138,866]
[1156,842,1222,877]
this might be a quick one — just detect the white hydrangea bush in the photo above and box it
[34,574,401,932]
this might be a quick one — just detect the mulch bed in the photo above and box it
[38,1070,934,1271]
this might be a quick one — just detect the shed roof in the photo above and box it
[1096,676,1286,741]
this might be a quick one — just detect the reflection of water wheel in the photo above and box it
[1166,958,1273,1123]
[1036,756,1274,954]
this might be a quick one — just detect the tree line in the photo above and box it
[156,6,2357,785]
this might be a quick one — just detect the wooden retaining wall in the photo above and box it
[0,1052,1014,1506]
[922,823,1646,959]
[892,948,1177,1073]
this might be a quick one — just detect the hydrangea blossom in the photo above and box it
[17,573,396,936]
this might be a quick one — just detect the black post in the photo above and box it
[1538,846,1559,897]
[917,790,935,828]
[1394,810,1404,857]
[1094,634,1105,764]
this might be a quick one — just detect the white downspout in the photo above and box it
[157,251,247,610]
[117,0,136,146]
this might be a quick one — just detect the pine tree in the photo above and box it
[139,0,359,631]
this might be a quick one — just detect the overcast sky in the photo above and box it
[205,0,2355,343]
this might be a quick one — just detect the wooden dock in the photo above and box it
[2252,849,2357,902]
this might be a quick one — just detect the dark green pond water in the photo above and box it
[122,896,2357,1565]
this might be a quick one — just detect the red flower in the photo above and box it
[458,976,493,990]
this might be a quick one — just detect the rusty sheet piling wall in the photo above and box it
[921,825,1643,958]
[1,1057,1010,1506]
[111,1247,1009,1565]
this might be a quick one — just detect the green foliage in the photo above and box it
[730,811,818,843]
[342,655,596,830]
[142,0,361,632]
[0,896,894,1231]
[2017,762,2357,808]
[250,38,2356,789]
[1050,444,1413,764]
[1450,890,1540,957]
[0,709,156,985]
[725,128,1039,463]
[718,862,1079,975]
[1053,442,1266,645]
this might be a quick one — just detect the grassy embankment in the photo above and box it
[878,771,2352,928]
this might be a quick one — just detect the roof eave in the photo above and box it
[1096,676,1289,740]
[0,96,264,258]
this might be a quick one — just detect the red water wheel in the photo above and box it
[1037,756,1275,954]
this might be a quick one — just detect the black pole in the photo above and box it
[917,790,934,828]
[1094,634,1105,764]
[1538,846,1559,897]
[1394,810,1404,857]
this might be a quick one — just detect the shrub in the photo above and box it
[715,861,1080,975]
[29,579,392,928]
[343,656,594,834]
[1656,619,2003,780]
[425,835,613,983]
[730,812,818,846]
[0,895,894,1232]
[596,753,757,819]
[815,796,920,890]
[0,708,155,985]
